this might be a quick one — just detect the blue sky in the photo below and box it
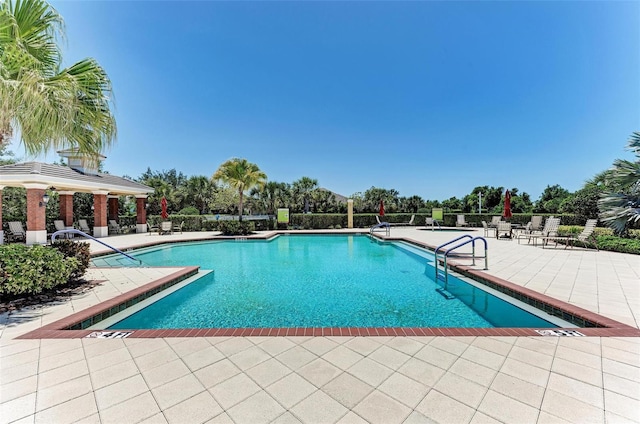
[10,1,639,201]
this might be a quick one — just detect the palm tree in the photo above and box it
[182,175,214,214]
[598,132,640,236]
[212,158,266,221]
[292,176,318,213]
[0,0,116,156]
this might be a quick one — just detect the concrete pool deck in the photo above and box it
[1,227,639,423]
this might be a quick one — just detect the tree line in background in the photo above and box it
[2,132,639,236]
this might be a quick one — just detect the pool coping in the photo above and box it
[17,233,640,339]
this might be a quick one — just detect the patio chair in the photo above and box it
[147,221,159,235]
[7,221,26,242]
[159,221,172,235]
[108,220,122,234]
[543,219,599,250]
[456,215,469,227]
[78,219,91,234]
[528,215,543,233]
[496,221,512,240]
[481,220,495,237]
[489,216,502,228]
[53,220,73,239]
[389,215,415,227]
[173,221,184,234]
[517,217,560,246]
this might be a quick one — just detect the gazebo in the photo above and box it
[0,150,154,245]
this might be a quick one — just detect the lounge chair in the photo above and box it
[496,221,512,240]
[108,220,121,234]
[78,219,91,234]
[543,219,598,250]
[389,215,415,227]
[456,215,469,227]
[376,215,383,225]
[53,220,73,239]
[173,221,184,234]
[481,220,495,237]
[528,215,543,233]
[159,221,172,235]
[517,217,560,246]
[147,221,159,235]
[7,221,26,242]
[489,216,502,228]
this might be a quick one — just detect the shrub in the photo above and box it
[0,244,78,297]
[595,236,640,254]
[218,220,255,235]
[51,240,91,280]
[178,206,199,215]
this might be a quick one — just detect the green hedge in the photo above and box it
[0,244,78,297]
[217,221,255,235]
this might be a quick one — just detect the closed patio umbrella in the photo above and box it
[503,190,512,219]
[379,199,385,217]
[161,197,168,220]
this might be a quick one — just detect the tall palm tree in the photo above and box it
[0,0,116,156]
[212,158,266,221]
[598,132,640,235]
[292,176,318,213]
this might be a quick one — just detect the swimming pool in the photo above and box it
[93,235,567,329]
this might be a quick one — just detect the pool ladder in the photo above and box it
[369,222,390,237]
[434,235,488,289]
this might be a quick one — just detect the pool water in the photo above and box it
[100,235,558,329]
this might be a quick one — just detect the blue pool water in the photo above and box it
[101,235,558,329]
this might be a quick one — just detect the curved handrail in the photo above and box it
[435,236,488,286]
[51,229,142,265]
[434,234,473,254]
[370,222,390,237]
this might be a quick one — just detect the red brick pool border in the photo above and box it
[17,234,640,339]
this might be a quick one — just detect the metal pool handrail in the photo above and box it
[51,229,142,265]
[435,236,488,286]
[370,222,390,237]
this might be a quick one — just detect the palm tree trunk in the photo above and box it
[238,191,244,222]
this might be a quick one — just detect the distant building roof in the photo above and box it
[319,188,348,203]
[0,162,153,196]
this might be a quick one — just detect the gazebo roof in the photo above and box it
[0,162,153,196]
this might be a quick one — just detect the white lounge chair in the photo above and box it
[543,219,598,250]
[518,217,560,246]
[496,221,512,240]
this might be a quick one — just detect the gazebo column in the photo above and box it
[58,191,75,228]
[25,184,49,245]
[135,195,148,233]
[0,186,4,245]
[92,191,109,237]
[108,195,119,221]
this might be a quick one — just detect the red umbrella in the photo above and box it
[503,190,512,219]
[161,197,168,219]
[379,199,385,216]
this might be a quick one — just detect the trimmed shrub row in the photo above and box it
[0,241,91,298]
